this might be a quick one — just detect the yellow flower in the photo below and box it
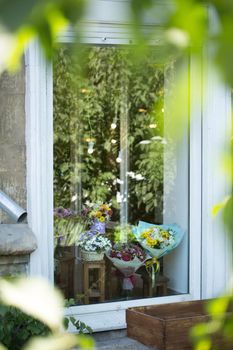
[95,211,102,218]
[99,216,105,222]
[161,230,169,239]
[141,232,148,239]
[141,228,153,239]
[146,237,158,247]
[100,204,109,211]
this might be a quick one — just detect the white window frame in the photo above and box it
[25,3,231,331]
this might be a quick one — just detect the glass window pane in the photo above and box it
[53,45,189,304]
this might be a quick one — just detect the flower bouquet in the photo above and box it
[106,243,147,291]
[80,232,112,261]
[82,202,113,234]
[132,221,185,287]
[132,221,185,259]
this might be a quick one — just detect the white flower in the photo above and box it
[135,174,145,181]
[80,233,112,252]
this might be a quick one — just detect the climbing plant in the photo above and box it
[53,45,167,224]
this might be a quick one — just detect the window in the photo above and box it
[53,45,189,304]
[25,3,231,332]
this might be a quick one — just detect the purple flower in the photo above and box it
[54,207,74,218]
[54,207,63,217]
[63,208,73,217]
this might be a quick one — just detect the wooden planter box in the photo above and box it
[127,300,212,350]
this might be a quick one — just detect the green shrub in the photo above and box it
[0,304,92,350]
[0,305,50,350]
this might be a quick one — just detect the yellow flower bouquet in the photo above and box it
[82,202,113,234]
[132,221,185,259]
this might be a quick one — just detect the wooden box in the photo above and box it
[126,300,211,350]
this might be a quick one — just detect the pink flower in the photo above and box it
[122,254,131,261]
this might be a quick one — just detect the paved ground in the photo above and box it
[93,330,153,350]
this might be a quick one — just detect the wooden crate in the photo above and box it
[127,300,212,350]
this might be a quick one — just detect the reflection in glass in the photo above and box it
[53,46,189,304]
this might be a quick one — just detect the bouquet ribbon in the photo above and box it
[114,269,137,290]
[145,257,160,288]
[122,275,136,290]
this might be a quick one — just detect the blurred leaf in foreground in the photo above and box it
[23,333,94,350]
[0,277,94,350]
[0,0,86,72]
[0,277,64,331]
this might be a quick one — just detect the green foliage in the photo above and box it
[113,224,136,244]
[63,300,93,334]
[67,316,93,335]
[0,299,92,350]
[0,305,50,350]
[54,46,165,223]
[0,0,86,70]
[191,297,233,350]
[0,278,94,350]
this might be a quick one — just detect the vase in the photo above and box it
[81,250,104,261]
[90,220,106,234]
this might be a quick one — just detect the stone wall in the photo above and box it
[0,225,37,276]
[0,62,38,276]
[0,60,26,223]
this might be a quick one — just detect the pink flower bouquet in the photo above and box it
[106,243,147,291]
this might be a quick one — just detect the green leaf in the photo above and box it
[212,196,230,217]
